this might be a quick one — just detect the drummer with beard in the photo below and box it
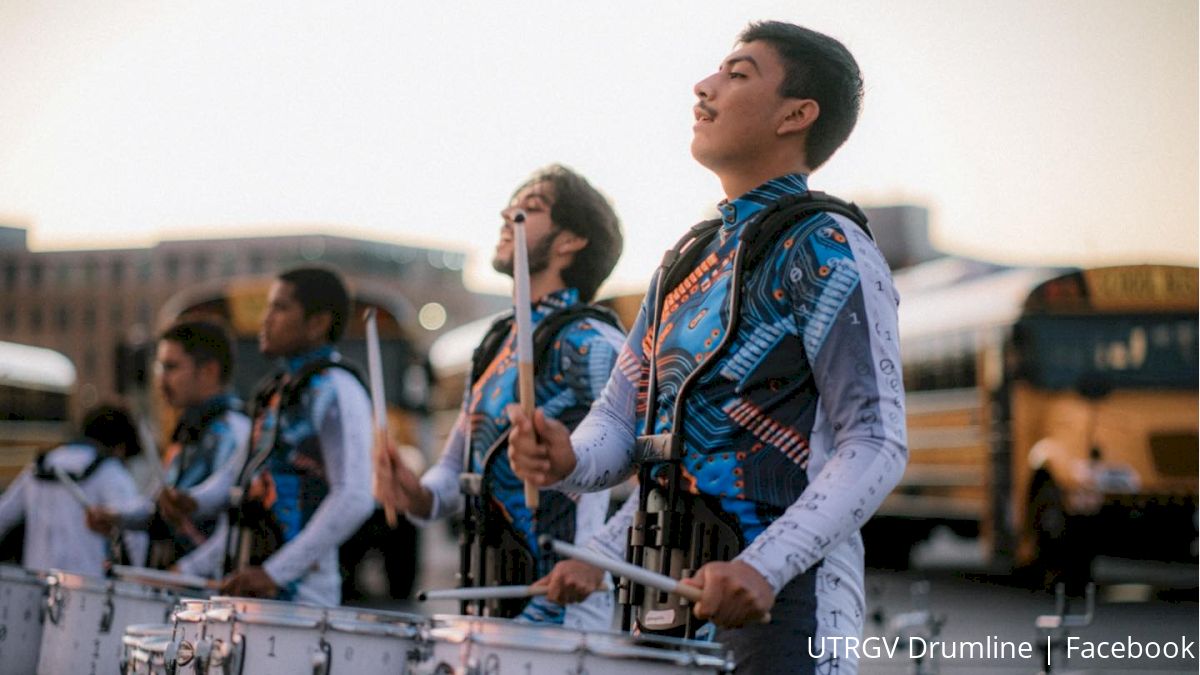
[176,266,375,606]
[85,319,250,569]
[375,164,624,630]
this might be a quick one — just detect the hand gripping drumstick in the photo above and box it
[511,209,539,511]
[364,308,398,528]
[542,537,771,624]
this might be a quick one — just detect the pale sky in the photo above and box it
[1,0,1196,295]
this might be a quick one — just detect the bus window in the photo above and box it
[1015,314,1198,390]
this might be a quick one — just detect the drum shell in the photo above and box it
[121,624,173,675]
[208,597,424,673]
[36,571,201,675]
[0,565,48,675]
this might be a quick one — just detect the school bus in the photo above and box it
[0,341,76,487]
[867,261,1198,584]
[116,276,434,600]
[0,341,76,561]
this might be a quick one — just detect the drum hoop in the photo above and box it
[326,618,420,638]
[233,612,322,629]
[174,609,207,623]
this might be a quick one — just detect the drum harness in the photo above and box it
[33,441,134,571]
[623,191,871,638]
[223,356,366,577]
[457,304,623,618]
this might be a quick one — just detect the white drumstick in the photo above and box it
[111,564,221,591]
[511,209,539,511]
[417,584,548,602]
[363,308,388,432]
[546,537,772,623]
[53,466,93,508]
[544,537,702,602]
[364,307,398,528]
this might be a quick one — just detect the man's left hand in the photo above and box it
[682,560,775,628]
[221,567,280,598]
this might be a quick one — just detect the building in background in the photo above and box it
[0,225,505,417]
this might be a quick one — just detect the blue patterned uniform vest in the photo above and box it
[150,394,244,567]
[238,346,349,596]
[466,288,620,622]
[639,174,861,544]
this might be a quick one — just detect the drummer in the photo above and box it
[375,164,624,630]
[0,404,149,575]
[85,319,250,569]
[175,266,376,606]
[507,21,907,674]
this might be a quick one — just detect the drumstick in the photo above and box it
[53,466,93,508]
[417,584,548,602]
[511,210,539,511]
[543,537,772,623]
[111,564,222,591]
[364,308,398,528]
[417,577,614,602]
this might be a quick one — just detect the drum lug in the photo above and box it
[164,639,180,675]
[226,634,246,675]
[311,638,332,675]
[99,594,115,633]
[45,581,63,625]
[195,637,213,673]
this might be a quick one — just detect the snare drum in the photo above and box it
[0,565,48,675]
[324,604,424,671]
[199,597,425,674]
[121,624,173,675]
[418,615,733,674]
[37,570,207,675]
[169,598,217,674]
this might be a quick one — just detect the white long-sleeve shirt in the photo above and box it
[0,443,148,575]
[177,367,375,606]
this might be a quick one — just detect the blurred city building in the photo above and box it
[0,225,505,416]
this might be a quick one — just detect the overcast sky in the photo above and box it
[1,0,1195,295]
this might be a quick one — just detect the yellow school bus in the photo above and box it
[0,341,76,561]
[0,341,76,487]
[868,261,1198,584]
[116,276,433,600]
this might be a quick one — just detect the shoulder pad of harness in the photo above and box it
[741,191,873,271]
[469,304,626,386]
[32,441,111,482]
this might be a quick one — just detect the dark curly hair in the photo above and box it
[512,164,623,302]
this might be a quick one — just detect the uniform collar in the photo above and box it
[717,173,810,233]
[283,344,337,374]
[531,287,580,321]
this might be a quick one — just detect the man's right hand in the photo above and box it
[531,559,606,605]
[84,506,118,536]
[374,440,432,519]
[157,488,198,527]
[506,405,576,487]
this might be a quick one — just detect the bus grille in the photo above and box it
[1149,433,1199,478]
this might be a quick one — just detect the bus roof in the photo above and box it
[895,258,1069,342]
[0,341,76,393]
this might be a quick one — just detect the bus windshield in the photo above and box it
[1015,313,1198,391]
